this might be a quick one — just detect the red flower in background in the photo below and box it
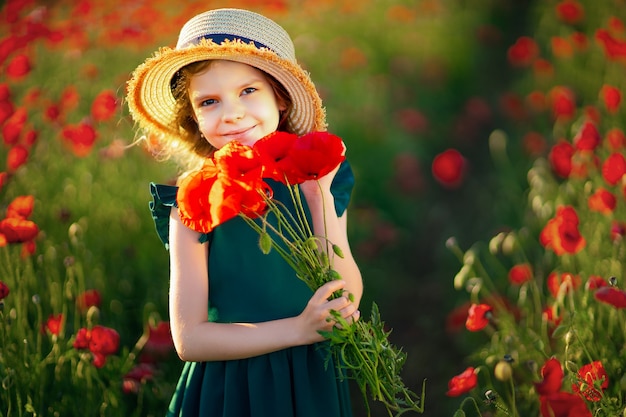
[595,29,626,61]
[549,86,576,121]
[90,90,118,122]
[73,325,120,368]
[43,313,64,336]
[76,289,101,313]
[61,121,97,157]
[555,0,585,25]
[587,275,608,290]
[600,84,621,114]
[446,367,477,397]
[548,141,574,178]
[0,217,38,243]
[573,121,600,151]
[547,272,581,298]
[535,357,564,395]
[588,188,616,214]
[572,361,608,401]
[2,107,27,145]
[123,363,155,394]
[432,148,466,188]
[508,263,533,285]
[540,391,592,417]
[606,128,626,150]
[540,206,586,255]
[594,286,626,308]
[140,321,174,363]
[7,195,34,219]
[602,153,626,185]
[465,303,492,331]
[0,280,9,300]
[551,36,573,58]
[6,54,31,80]
[507,36,539,67]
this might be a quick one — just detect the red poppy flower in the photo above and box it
[572,361,608,401]
[60,85,80,112]
[535,357,564,395]
[6,54,31,80]
[547,272,581,298]
[432,149,466,188]
[7,195,34,219]
[140,321,174,363]
[90,90,118,122]
[61,121,97,157]
[602,153,626,185]
[76,289,101,313]
[594,286,626,308]
[588,188,616,215]
[570,32,588,51]
[0,217,38,243]
[214,141,263,185]
[73,325,120,368]
[522,131,548,156]
[551,36,574,58]
[446,367,477,397]
[611,220,626,241]
[0,172,7,193]
[508,263,533,285]
[573,121,600,151]
[43,313,64,336]
[595,29,626,61]
[2,107,27,146]
[587,275,608,290]
[123,363,155,394]
[555,0,585,25]
[540,206,586,255]
[254,131,299,182]
[548,141,574,178]
[542,305,562,326]
[0,280,9,300]
[549,86,576,121]
[465,303,492,331]
[540,391,593,417]
[0,99,14,126]
[176,165,221,234]
[507,36,539,67]
[606,128,626,151]
[268,131,345,185]
[600,85,621,114]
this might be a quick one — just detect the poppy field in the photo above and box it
[1,0,626,416]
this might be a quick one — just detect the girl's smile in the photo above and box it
[188,60,286,149]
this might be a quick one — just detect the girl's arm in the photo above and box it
[168,207,358,362]
[300,166,364,309]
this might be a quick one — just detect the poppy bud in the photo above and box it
[258,232,272,254]
[494,360,512,381]
[332,244,344,258]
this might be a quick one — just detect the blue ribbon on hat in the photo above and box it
[183,34,271,51]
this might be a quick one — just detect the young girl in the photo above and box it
[126,8,363,417]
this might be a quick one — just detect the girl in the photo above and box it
[126,8,363,417]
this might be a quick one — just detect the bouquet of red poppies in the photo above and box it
[176,131,425,416]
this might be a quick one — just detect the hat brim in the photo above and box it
[127,39,326,140]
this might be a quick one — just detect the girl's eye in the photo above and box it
[242,87,256,95]
[200,98,217,107]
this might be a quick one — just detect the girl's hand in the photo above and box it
[296,280,360,345]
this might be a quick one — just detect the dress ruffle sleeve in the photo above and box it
[148,160,354,249]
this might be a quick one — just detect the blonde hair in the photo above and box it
[146,60,293,171]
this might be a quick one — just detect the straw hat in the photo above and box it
[126,8,326,140]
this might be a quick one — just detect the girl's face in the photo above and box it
[188,60,286,149]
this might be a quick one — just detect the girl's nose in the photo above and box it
[221,99,245,122]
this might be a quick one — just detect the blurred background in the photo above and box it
[1,0,621,416]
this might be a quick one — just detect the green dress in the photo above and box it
[149,161,355,417]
